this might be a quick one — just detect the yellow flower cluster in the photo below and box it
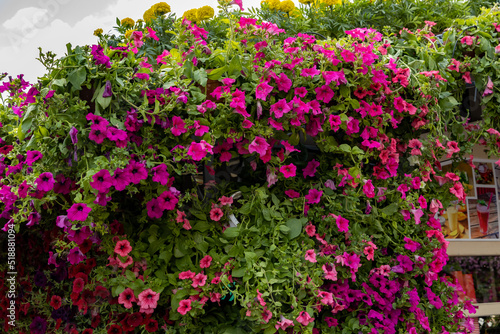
[182,5,214,23]
[262,0,281,11]
[197,5,215,21]
[183,8,198,22]
[298,0,315,4]
[143,2,171,23]
[321,0,342,5]
[279,0,296,13]
[93,28,103,36]
[120,17,135,28]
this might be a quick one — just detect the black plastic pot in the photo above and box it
[460,82,483,122]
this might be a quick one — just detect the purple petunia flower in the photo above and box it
[29,316,47,334]
[67,247,86,265]
[151,163,170,185]
[126,160,148,184]
[102,80,113,97]
[26,150,43,166]
[112,167,131,191]
[69,127,78,145]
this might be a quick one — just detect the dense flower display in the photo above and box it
[1,0,500,333]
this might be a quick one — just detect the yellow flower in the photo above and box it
[153,2,171,15]
[120,17,135,28]
[124,29,134,39]
[263,0,281,10]
[279,0,295,12]
[183,8,198,23]
[93,28,103,36]
[321,0,341,5]
[143,8,155,23]
[196,5,214,21]
[299,0,315,4]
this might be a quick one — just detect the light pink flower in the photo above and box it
[192,273,207,288]
[296,311,314,326]
[305,249,317,263]
[137,289,160,312]
[118,288,136,309]
[114,240,132,257]
[177,299,192,315]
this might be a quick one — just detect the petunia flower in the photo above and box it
[305,189,322,204]
[296,311,314,326]
[26,150,43,166]
[151,163,169,185]
[177,299,192,315]
[90,169,113,193]
[35,172,54,192]
[303,159,319,178]
[210,207,223,221]
[191,273,207,288]
[126,160,148,184]
[146,198,163,219]
[137,289,160,314]
[118,288,136,309]
[115,239,132,257]
[279,163,296,178]
[305,249,317,263]
[200,255,212,268]
[67,203,92,221]
[112,167,131,191]
[248,136,270,157]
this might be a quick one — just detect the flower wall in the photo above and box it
[1,1,500,334]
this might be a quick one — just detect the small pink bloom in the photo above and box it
[67,203,92,221]
[296,311,314,326]
[305,249,317,263]
[177,299,192,315]
[118,288,136,309]
[115,240,132,257]
[192,273,207,288]
[179,270,196,280]
[200,255,213,268]
[210,207,223,221]
[248,136,270,157]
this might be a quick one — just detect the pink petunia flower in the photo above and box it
[177,299,192,315]
[127,160,148,184]
[305,249,317,263]
[67,203,92,221]
[112,167,131,191]
[171,116,187,136]
[285,189,300,198]
[200,255,212,268]
[191,273,207,288]
[296,311,314,326]
[115,240,132,257]
[118,288,137,309]
[151,164,169,185]
[179,270,196,280]
[146,198,163,219]
[303,159,319,178]
[137,289,160,313]
[210,207,223,221]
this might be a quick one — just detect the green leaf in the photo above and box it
[239,203,252,215]
[380,203,398,216]
[194,69,208,87]
[96,85,112,109]
[228,55,242,77]
[207,66,227,80]
[67,67,86,90]
[286,217,307,239]
[125,270,136,281]
[21,117,33,134]
[232,267,245,277]
[349,99,360,109]
[348,167,360,179]
[223,227,240,238]
[339,144,351,153]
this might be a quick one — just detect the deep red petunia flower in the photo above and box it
[50,295,62,310]
[107,324,123,334]
[145,319,158,332]
[67,203,92,221]
[73,277,85,294]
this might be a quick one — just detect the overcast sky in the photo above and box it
[0,0,294,84]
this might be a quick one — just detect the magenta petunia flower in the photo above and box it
[26,150,43,166]
[35,172,54,192]
[112,167,131,191]
[285,189,300,198]
[248,136,270,157]
[279,163,296,178]
[305,189,323,204]
[90,169,113,193]
[315,85,335,103]
[179,270,196,280]
[146,198,163,219]
[127,160,148,184]
[67,203,92,221]
[115,239,132,257]
[88,127,107,144]
[67,247,86,265]
[151,164,169,185]
[18,180,30,198]
[118,288,137,309]
[187,141,213,161]
[171,116,187,136]
[177,299,192,315]
[256,81,273,101]
[302,159,319,178]
[274,73,292,92]
[159,190,178,211]
[67,226,91,245]
[270,99,291,118]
